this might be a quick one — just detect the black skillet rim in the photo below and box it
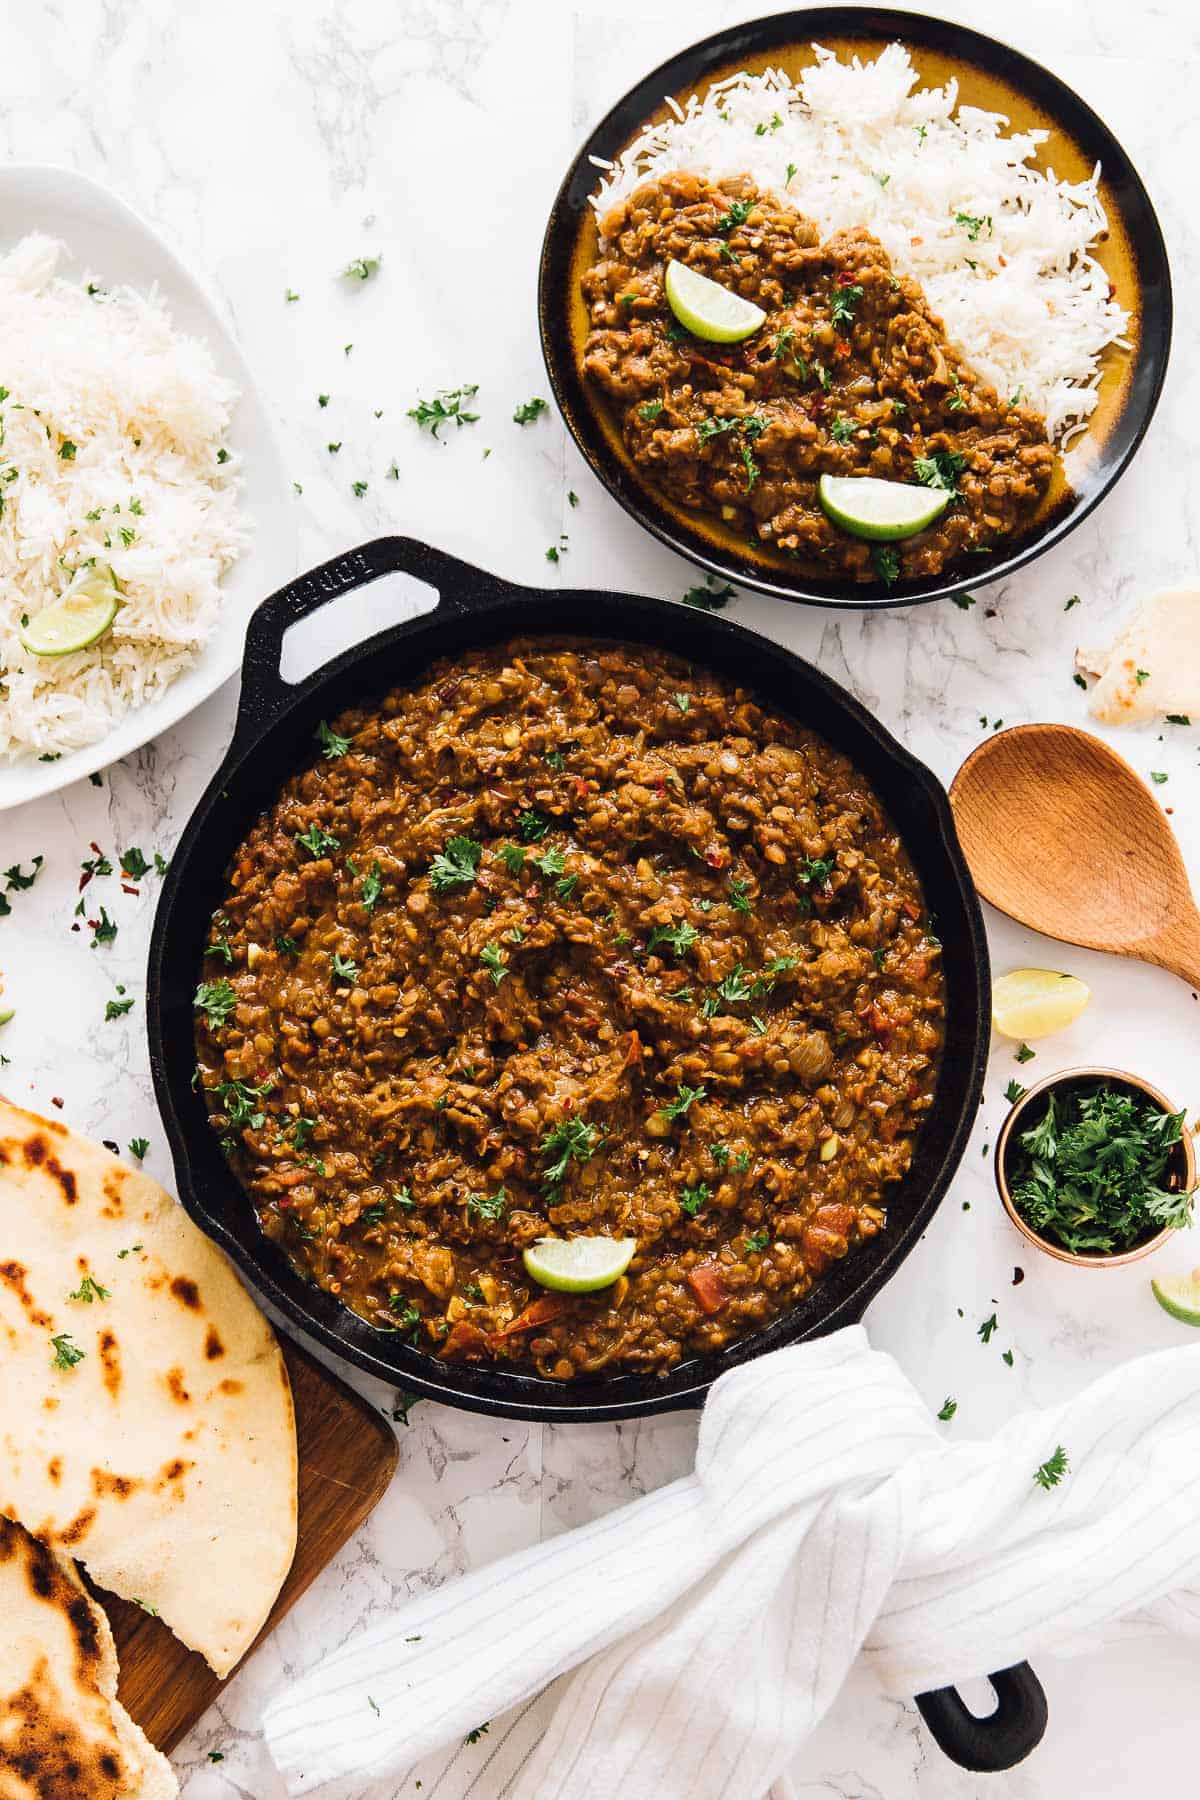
[537,4,1173,610]
[148,537,990,1421]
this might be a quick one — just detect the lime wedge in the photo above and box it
[818,475,951,542]
[993,968,1090,1040]
[20,566,121,657]
[1152,1271,1200,1325]
[522,1236,636,1294]
[664,260,765,343]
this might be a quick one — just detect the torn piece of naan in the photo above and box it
[1077,587,1200,724]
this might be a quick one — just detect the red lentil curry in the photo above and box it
[581,172,1055,585]
[196,638,945,1380]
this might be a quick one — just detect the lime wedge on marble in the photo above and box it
[818,475,951,542]
[523,1236,636,1293]
[664,260,765,343]
[20,566,121,657]
[1152,1270,1200,1325]
[993,969,1090,1040]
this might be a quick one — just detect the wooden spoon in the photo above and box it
[949,723,1200,990]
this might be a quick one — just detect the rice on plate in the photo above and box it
[590,42,1130,447]
[0,233,247,761]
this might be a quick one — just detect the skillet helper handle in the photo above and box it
[235,535,511,744]
[914,1661,1047,1771]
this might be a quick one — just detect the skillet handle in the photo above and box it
[914,1662,1047,1771]
[235,535,515,745]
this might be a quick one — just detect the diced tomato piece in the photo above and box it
[704,849,726,871]
[491,1294,566,1340]
[687,1264,730,1315]
[440,1320,489,1361]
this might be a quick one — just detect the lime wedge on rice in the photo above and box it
[523,1236,637,1294]
[20,565,121,657]
[664,260,765,343]
[993,969,1090,1040]
[818,474,952,542]
[1151,1271,1200,1326]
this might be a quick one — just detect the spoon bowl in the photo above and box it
[949,723,1200,989]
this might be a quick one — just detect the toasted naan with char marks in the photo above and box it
[0,1096,297,1679]
[0,1514,176,1799]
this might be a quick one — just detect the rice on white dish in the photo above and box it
[0,233,248,761]
[590,43,1130,446]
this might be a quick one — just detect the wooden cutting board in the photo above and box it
[100,1336,398,1754]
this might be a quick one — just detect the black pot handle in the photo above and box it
[914,1661,1047,1771]
[235,535,516,745]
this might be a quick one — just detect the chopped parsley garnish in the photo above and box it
[50,1333,85,1371]
[194,979,236,1028]
[517,809,549,843]
[954,210,991,241]
[512,397,549,424]
[541,1117,601,1186]
[466,1188,507,1220]
[872,545,900,587]
[59,440,77,461]
[638,400,664,421]
[1015,1043,1035,1064]
[673,692,691,714]
[128,1139,149,1161]
[661,1082,705,1123]
[711,1143,730,1167]
[829,415,856,445]
[407,383,480,438]
[701,966,753,1016]
[68,1274,110,1303]
[696,415,740,447]
[773,326,795,363]
[714,198,753,233]
[104,994,135,1021]
[743,1229,770,1253]
[429,834,482,893]
[341,255,381,281]
[90,908,118,947]
[465,1725,490,1746]
[679,1181,712,1217]
[937,1397,957,1421]
[496,843,527,875]
[360,861,383,910]
[647,920,699,958]
[681,575,736,611]
[1033,1445,1069,1490]
[118,847,150,880]
[1005,1078,1027,1104]
[317,719,351,758]
[914,449,967,494]
[295,824,340,859]
[977,1312,998,1344]
[479,942,509,987]
[1166,714,1191,726]
[1009,1084,1195,1255]
[798,856,834,889]
[532,845,566,879]
[274,934,300,955]
[732,1149,751,1173]
[830,283,864,329]
[1151,770,1168,785]
[331,952,359,984]
[1064,594,1081,611]
[728,876,753,914]
[4,856,43,891]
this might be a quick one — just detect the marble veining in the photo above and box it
[1,0,1198,1793]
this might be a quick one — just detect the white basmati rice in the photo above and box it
[590,43,1129,446]
[0,233,248,760]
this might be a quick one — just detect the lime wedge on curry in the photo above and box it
[993,968,1090,1040]
[818,475,951,542]
[523,1236,636,1293]
[664,260,765,343]
[20,566,121,657]
[1151,1270,1200,1325]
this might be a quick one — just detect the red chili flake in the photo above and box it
[78,871,93,893]
[704,849,726,870]
[51,1096,64,1109]
[574,777,589,799]
[121,883,139,897]
[997,253,1007,267]
[276,1195,294,1210]
[836,268,856,287]
[654,781,668,799]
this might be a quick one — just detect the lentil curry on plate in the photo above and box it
[196,639,945,1380]
[581,172,1056,584]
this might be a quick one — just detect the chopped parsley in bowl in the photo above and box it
[996,1069,1197,1265]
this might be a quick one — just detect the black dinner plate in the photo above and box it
[538,7,1171,608]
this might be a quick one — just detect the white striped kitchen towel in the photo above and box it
[264,1326,1200,1798]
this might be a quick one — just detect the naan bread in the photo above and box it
[0,1096,297,1678]
[1077,587,1200,724]
[0,1514,176,1799]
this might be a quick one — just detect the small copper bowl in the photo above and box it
[995,1066,1197,1267]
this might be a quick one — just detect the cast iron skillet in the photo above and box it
[147,537,1042,1769]
[539,6,1172,608]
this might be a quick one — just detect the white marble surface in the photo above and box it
[2,0,1199,1793]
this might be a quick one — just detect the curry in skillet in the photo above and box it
[196,639,944,1379]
